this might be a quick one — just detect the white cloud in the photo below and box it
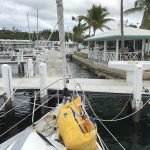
[0,0,144,32]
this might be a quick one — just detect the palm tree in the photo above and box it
[124,0,150,29]
[73,22,88,43]
[79,4,114,36]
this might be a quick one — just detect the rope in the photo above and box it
[109,95,131,121]
[101,97,150,122]
[73,82,126,150]
[0,93,57,137]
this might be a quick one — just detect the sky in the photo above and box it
[0,0,143,34]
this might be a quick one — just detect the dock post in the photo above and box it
[21,50,24,62]
[35,54,40,74]
[41,52,45,63]
[2,64,14,113]
[39,63,48,114]
[17,52,22,74]
[26,58,33,77]
[132,64,143,122]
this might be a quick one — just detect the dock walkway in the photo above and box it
[0,50,150,96]
[0,77,150,95]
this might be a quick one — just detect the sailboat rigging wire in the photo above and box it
[0,101,26,118]
[0,61,36,111]
[32,79,63,124]
[0,93,57,137]
[97,132,109,150]
[45,12,63,47]
[96,118,125,150]
[73,82,126,150]
[16,99,54,109]
[0,73,27,111]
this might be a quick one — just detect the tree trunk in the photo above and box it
[140,6,150,30]
[121,0,125,60]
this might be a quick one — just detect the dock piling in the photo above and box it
[1,64,14,113]
[39,63,48,114]
[26,58,33,77]
[2,64,14,101]
[108,61,150,122]
[132,64,143,122]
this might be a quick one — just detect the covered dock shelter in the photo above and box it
[84,27,150,61]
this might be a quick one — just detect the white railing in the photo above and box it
[119,52,139,61]
[89,50,103,60]
[88,50,95,59]
[97,51,104,60]
[89,50,140,61]
[106,52,116,61]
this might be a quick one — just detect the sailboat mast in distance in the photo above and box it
[37,8,39,46]
[27,13,31,48]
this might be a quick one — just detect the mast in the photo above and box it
[56,0,67,89]
[37,8,39,47]
[27,14,31,48]
[120,0,125,60]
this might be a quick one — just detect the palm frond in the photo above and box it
[102,18,115,23]
[124,7,144,15]
[102,25,111,30]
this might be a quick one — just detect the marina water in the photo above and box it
[0,59,150,149]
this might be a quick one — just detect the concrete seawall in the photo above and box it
[72,55,150,80]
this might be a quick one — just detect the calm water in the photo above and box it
[0,60,150,150]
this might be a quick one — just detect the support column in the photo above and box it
[88,42,90,59]
[116,40,119,61]
[17,52,21,74]
[36,54,40,74]
[104,40,107,61]
[26,58,33,77]
[133,40,136,50]
[39,63,48,114]
[132,64,143,122]
[148,39,150,55]
[41,52,45,63]
[20,50,24,62]
[142,39,145,60]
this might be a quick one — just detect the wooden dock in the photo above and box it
[0,50,150,96]
[0,77,150,95]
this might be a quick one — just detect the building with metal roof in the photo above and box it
[84,27,150,61]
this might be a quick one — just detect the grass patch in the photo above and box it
[74,52,88,59]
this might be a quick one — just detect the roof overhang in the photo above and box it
[84,27,150,42]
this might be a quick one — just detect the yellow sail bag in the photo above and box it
[57,96,96,150]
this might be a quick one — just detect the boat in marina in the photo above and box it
[0,0,104,149]
[0,95,103,150]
